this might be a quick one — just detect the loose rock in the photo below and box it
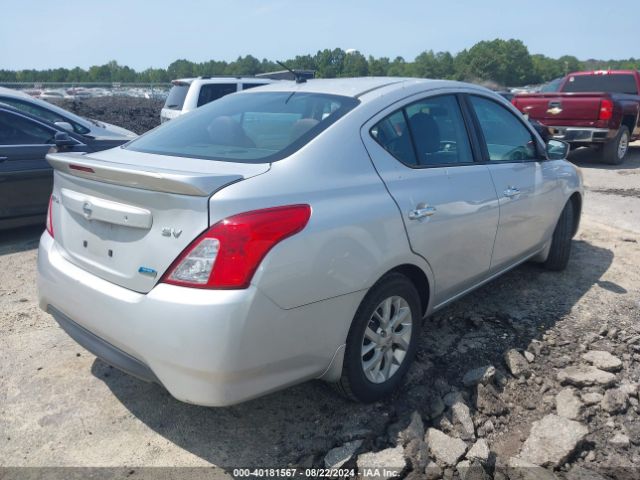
[448,396,476,441]
[609,433,630,448]
[425,428,468,466]
[557,365,617,387]
[504,349,530,377]
[466,439,490,463]
[462,365,496,387]
[581,350,623,372]
[324,440,362,468]
[581,392,603,406]
[475,383,508,416]
[403,438,429,471]
[518,414,589,467]
[601,388,629,414]
[556,388,583,420]
[523,351,535,363]
[356,445,406,479]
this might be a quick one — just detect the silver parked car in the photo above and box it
[38,78,582,406]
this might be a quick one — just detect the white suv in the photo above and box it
[160,77,276,123]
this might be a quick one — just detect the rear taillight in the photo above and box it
[599,98,613,121]
[161,204,311,289]
[46,195,54,238]
[510,97,518,108]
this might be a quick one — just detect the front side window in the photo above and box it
[0,97,89,134]
[197,83,238,107]
[371,94,473,167]
[127,92,359,163]
[0,111,56,145]
[469,95,537,162]
[241,83,269,90]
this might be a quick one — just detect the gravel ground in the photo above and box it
[0,143,639,479]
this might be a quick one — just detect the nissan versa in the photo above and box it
[37,78,583,406]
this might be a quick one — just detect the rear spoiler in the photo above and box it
[46,152,242,196]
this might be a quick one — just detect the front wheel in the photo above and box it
[333,273,421,402]
[601,126,630,165]
[543,201,575,271]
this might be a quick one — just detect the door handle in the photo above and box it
[408,205,437,220]
[0,156,8,162]
[503,186,521,198]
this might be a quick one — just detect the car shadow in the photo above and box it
[93,238,613,470]
[0,225,43,256]
[569,144,640,171]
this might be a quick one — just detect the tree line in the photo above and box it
[1,39,638,88]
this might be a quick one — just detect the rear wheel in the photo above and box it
[543,201,574,271]
[601,126,630,165]
[333,273,421,402]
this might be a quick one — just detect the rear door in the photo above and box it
[466,94,561,271]
[0,109,55,221]
[361,93,500,305]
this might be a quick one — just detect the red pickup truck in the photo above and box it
[512,70,640,164]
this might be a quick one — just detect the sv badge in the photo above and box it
[161,228,183,238]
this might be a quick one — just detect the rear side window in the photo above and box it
[127,92,359,163]
[164,84,189,110]
[197,83,238,107]
[562,74,638,94]
[469,95,537,162]
[0,110,55,145]
[370,110,416,165]
[371,94,473,167]
[0,97,90,134]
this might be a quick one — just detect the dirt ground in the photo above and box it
[0,144,639,478]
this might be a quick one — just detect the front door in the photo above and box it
[466,95,561,271]
[361,93,500,306]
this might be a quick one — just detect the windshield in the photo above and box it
[128,91,359,163]
[164,84,190,110]
[562,74,638,94]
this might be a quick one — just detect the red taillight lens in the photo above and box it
[46,195,54,237]
[161,204,311,289]
[510,97,518,108]
[599,98,613,121]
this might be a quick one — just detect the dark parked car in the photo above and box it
[0,104,132,229]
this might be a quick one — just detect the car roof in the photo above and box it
[242,77,481,103]
[172,77,276,85]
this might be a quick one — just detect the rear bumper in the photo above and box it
[37,232,355,406]
[548,126,612,143]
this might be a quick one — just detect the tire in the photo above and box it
[333,273,421,403]
[543,201,574,271]
[601,126,630,165]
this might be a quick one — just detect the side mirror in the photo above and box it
[54,121,74,132]
[546,139,569,160]
[54,131,78,148]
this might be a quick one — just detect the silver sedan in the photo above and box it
[38,78,582,406]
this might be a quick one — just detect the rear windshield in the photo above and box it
[127,91,359,163]
[164,84,189,110]
[197,83,237,107]
[563,74,638,94]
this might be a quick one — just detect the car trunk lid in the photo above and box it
[47,148,269,293]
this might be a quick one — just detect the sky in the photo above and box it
[0,0,636,71]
